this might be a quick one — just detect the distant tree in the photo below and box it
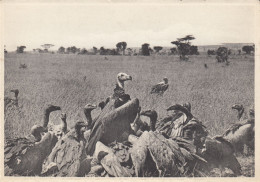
[41,44,54,52]
[171,35,196,60]
[4,49,8,54]
[66,47,71,54]
[16,46,26,53]
[216,47,229,64]
[242,45,254,54]
[58,46,65,54]
[170,48,177,55]
[153,46,163,53]
[71,46,78,54]
[79,48,88,54]
[93,47,98,54]
[141,43,150,56]
[189,46,199,55]
[100,47,106,55]
[238,49,241,55]
[228,49,232,55]
[116,41,127,55]
[207,49,216,56]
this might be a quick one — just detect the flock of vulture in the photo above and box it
[4,73,255,177]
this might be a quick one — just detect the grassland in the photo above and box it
[4,52,254,176]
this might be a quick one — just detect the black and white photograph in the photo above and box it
[1,0,259,179]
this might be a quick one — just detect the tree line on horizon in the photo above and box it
[12,35,255,61]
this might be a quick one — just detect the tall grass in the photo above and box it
[4,53,254,138]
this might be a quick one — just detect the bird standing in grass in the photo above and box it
[150,77,169,96]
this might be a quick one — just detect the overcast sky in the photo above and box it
[3,2,257,51]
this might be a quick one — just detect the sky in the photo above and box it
[3,1,257,51]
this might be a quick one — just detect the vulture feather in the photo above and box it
[86,98,139,155]
[42,122,89,177]
[5,132,58,176]
[150,77,169,95]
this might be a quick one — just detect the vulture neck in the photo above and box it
[84,109,93,126]
[61,118,67,132]
[150,117,157,131]
[237,108,244,120]
[117,79,124,89]
[43,111,50,128]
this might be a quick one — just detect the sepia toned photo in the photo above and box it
[1,0,259,179]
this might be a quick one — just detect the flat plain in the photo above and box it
[4,52,254,176]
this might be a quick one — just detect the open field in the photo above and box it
[4,53,254,176]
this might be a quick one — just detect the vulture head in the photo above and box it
[74,121,87,140]
[117,72,132,88]
[183,102,191,112]
[61,113,67,121]
[140,110,158,131]
[98,101,106,110]
[84,104,97,111]
[163,77,168,84]
[232,104,244,120]
[10,89,19,99]
[167,104,193,120]
[232,104,244,111]
[30,125,48,142]
[45,104,61,113]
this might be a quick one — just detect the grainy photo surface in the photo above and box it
[1,0,258,179]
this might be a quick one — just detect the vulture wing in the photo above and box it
[5,132,57,176]
[43,133,88,177]
[86,98,139,155]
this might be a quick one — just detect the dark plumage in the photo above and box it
[5,131,58,176]
[140,110,158,131]
[232,104,245,121]
[86,98,140,156]
[42,122,89,177]
[150,77,169,95]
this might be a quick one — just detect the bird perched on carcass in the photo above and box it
[42,121,89,177]
[150,77,169,95]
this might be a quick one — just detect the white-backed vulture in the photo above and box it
[150,77,169,95]
[86,98,139,156]
[222,119,254,153]
[130,131,187,177]
[200,136,241,176]
[42,121,89,177]
[4,131,58,176]
[157,104,208,150]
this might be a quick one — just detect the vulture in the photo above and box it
[232,104,245,121]
[4,129,58,176]
[129,131,187,177]
[199,136,241,176]
[83,104,97,128]
[222,118,255,153]
[156,103,208,150]
[139,109,158,132]
[51,113,68,139]
[42,121,89,177]
[41,104,61,130]
[150,77,169,95]
[4,89,19,108]
[86,98,140,156]
[99,72,132,110]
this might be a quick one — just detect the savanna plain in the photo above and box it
[4,52,254,176]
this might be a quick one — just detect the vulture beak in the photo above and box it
[127,75,132,81]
